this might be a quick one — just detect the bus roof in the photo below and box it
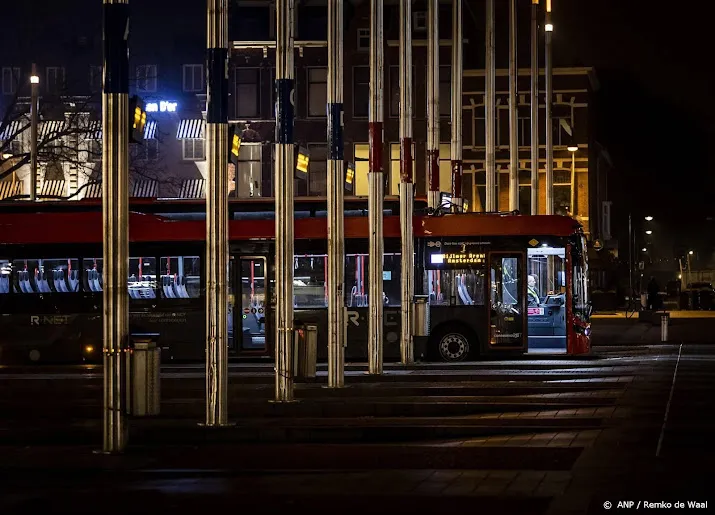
[0,201,582,245]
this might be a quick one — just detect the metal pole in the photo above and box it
[450,0,463,212]
[101,0,129,453]
[545,0,554,214]
[30,63,38,202]
[275,0,295,399]
[368,0,384,375]
[327,0,345,387]
[570,151,575,215]
[628,212,632,299]
[485,0,496,212]
[530,1,539,215]
[426,0,440,210]
[508,0,518,212]
[399,0,414,365]
[205,0,230,424]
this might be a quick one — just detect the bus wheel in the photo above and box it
[433,326,472,362]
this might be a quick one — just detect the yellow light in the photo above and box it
[689,250,694,255]
[545,23,554,32]
[231,133,241,157]
[645,216,653,221]
[85,345,94,354]
[346,168,354,184]
[2,153,12,159]
[567,145,578,152]
[679,274,682,279]
[30,75,40,84]
[297,152,309,173]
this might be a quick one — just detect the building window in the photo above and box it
[389,66,415,118]
[1,67,20,95]
[357,28,370,51]
[439,66,451,117]
[352,66,369,118]
[183,64,204,92]
[235,68,260,119]
[46,67,66,94]
[438,143,451,194]
[136,65,157,93]
[182,138,205,161]
[87,140,102,162]
[354,144,370,196]
[89,65,102,93]
[307,144,327,195]
[553,169,572,216]
[307,68,327,117]
[234,143,262,197]
[519,169,531,215]
[389,143,416,195]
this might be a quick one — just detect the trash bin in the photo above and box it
[293,323,317,379]
[413,295,430,360]
[127,333,161,416]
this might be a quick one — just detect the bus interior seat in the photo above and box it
[162,275,176,298]
[457,274,474,305]
[68,269,79,291]
[174,275,190,299]
[53,270,69,293]
[36,270,51,293]
[20,271,34,293]
[0,274,9,294]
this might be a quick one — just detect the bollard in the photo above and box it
[413,295,430,360]
[127,334,161,416]
[660,313,669,342]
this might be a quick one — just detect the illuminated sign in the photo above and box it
[295,146,309,180]
[430,253,485,266]
[146,101,178,113]
[528,307,545,316]
[230,132,241,164]
[129,96,147,143]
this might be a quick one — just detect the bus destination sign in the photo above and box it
[425,240,490,270]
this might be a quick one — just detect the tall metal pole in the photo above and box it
[399,0,414,365]
[450,0,463,211]
[530,0,540,215]
[275,0,295,399]
[368,0,384,375]
[101,0,129,453]
[426,0,440,210]
[545,0,554,214]
[485,0,496,212]
[205,0,230,424]
[508,0,518,212]
[30,63,38,202]
[327,0,345,387]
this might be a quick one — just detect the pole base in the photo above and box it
[322,384,350,389]
[197,422,236,428]
[93,449,124,456]
[268,399,300,404]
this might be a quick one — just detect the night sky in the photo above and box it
[554,0,713,247]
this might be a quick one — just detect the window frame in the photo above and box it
[46,66,66,94]
[306,67,327,118]
[357,28,370,51]
[182,138,205,161]
[234,67,261,119]
[1,67,20,95]
[352,66,370,119]
[182,64,204,93]
[136,64,158,93]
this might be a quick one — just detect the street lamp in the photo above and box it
[689,250,694,255]
[30,64,39,202]
[642,248,647,252]
[644,216,653,221]
[645,230,652,235]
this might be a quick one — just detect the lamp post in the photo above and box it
[544,0,554,214]
[567,143,577,216]
[687,250,694,288]
[30,65,39,202]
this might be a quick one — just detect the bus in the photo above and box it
[0,197,591,364]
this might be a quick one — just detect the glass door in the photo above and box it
[238,257,267,352]
[488,252,526,349]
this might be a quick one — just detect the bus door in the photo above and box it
[232,256,268,353]
[487,252,526,351]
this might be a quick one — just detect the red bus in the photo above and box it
[0,197,591,363]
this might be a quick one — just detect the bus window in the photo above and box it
[12,259,43,294]
[425,269,485,306]
[345,253,400,307]
[160,256,201,299]
[294,255,327,308]
[129,257,157,299]
[44,259,80,293]
[84,258,103,292]
[0,260,10,294]
[572,241,590,322]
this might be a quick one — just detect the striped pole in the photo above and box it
[450,0,463,211]
[426,0,440,210]
[531,0,540,215]
[399,0,414,364]
[205,0,230,425]
[274,0,296,400]
[101,0,129,453]
[545,0,554,214]
[485,0,496,211]
[327,0,345,387]
[508,0,519,212]
[368,0,384,375]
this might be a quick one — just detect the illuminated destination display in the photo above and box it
[430,253,485,266]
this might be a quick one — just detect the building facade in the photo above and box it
[0,0,613,247]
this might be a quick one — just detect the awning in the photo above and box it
[176,119,204,139]
[83,120,157,140]
[0,120,25,141]
[39,120,66,139]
